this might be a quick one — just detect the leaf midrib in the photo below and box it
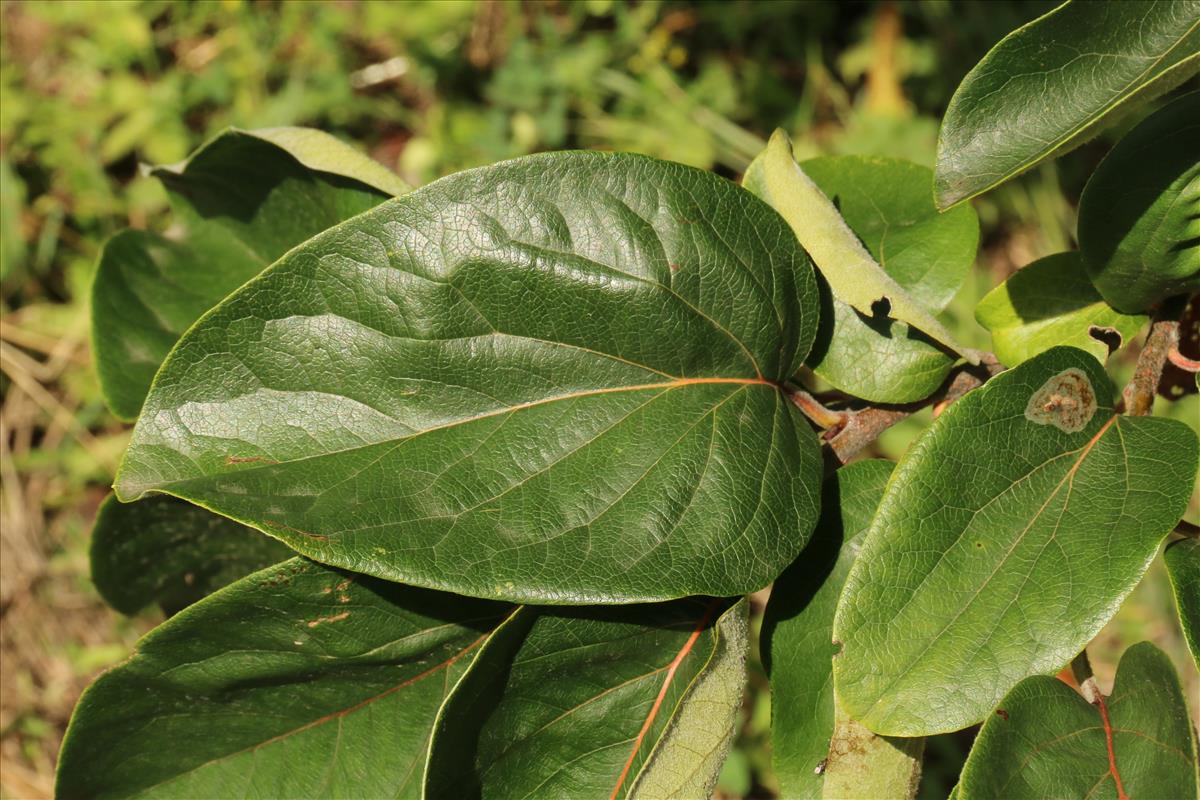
[858,414,1120,725]
[124,377,780,499]
[610,599,720,800]
[128,623,503,798]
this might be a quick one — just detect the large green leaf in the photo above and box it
[957,642,1199,799]
[745,138,978,402]
[1164,537,1200,670]
[832,346,1199,735]
[975,252,1148,367]
[55,558,509,799]
[92,127,406,420]
[765,459,923,800]
[114,151,824,605]
[934,0,1200,208]
[90,493,291,615]
[750,132,972,364]
[1079,91,1200,313]
[801,156,979,403]
[800,158,978,313]
[424,598,747,800]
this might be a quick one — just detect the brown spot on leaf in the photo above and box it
[996,708,1009,720]
[827,722,870,762]
[307,611,350,628]
[264,520,328,542]
[1024,368,1097,433]
[224,455,278,465]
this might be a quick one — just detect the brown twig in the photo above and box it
[1121,312,1180,416]
[1175,520,1200,540]
[826,353,1004,466]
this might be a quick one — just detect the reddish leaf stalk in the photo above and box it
[609,599,719,800]
[826,354,1004,465]
[1071,650,1129,800]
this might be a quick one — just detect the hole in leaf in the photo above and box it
[1088,325,1123,355]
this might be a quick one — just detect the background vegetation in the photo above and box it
[0,2,1194,798]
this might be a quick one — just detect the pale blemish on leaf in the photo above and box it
[306,611,350,628]
[1024,368,1097,433]
[225,455,278,466]
[822,705,923,799]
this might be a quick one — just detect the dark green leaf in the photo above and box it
[746,141,979,402]
[114,151,824,604]
[56,558,508,800]
[832,347,1199,735]
[935,1,1200,208]
[90,493,291,615]
[424,598,747,800]
[958,642,1199,799]
[1164,537,1200,670]
[92,128,405,420]
[1080,91,1200,313]
[975,252,1147,366]
[764,459,912,799]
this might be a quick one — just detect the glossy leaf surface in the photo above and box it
[975,253,1147,367]
[92,128,404,420]
[425,598,747,800]
[763,459,902,799]
[833,347,1199,735]
[1080,91,1200,313]
[90,493,290,615]
[56,558,509,799]
[1164,537,1200,669]
[958,642,1199,800]
[935,0,1200,208]
[746,146,979,402]
[114,152,824,605]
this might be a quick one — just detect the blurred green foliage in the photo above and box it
[3,0,1076,309]
[2,2,1194,798]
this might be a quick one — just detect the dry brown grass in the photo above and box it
[0,311,153,800]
